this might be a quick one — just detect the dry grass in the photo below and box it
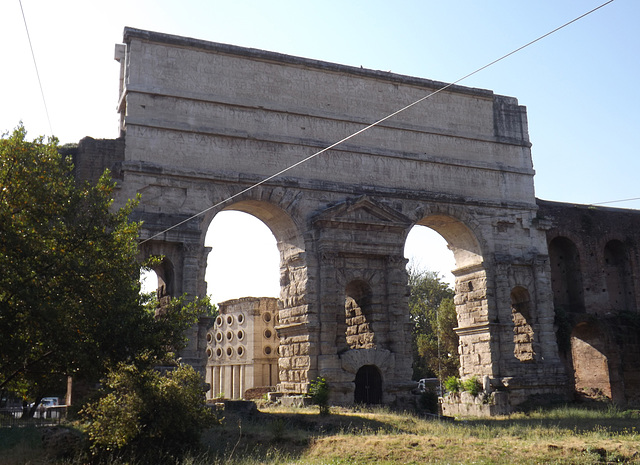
[1,404,639,464]
[201,404,640,465]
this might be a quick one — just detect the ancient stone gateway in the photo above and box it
[85,27,573,412]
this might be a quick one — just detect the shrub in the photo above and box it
[82,362,218,463]
[309,377,330,416]
[462,376,482,398]
[444,376,461,394]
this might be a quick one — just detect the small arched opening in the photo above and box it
[354,365,383,405]
[339,280,375,351]
[548,236,584,313]
[604,240,636,312]
[510,286,535,363]
[140,257,175,310]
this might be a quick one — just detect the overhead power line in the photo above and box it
[592,197,640,206]
[139,0,615,245]
[19,0,53,136]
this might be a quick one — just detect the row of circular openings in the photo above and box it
[207,345,274,359]
[215,312,275,327]
[215,313,246,327]
[208,328,274,344]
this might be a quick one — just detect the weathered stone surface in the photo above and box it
[538,200,640,407]
[72,27,599,414]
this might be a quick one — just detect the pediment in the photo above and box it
[313,196,412,230]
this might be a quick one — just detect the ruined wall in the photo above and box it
[538,199,640,406]
[71,137,125,185]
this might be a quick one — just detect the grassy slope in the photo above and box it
[1,405,639,464]
[202,405,640,465]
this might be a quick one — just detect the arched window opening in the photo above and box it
[548,237,584,312]
[205,210,280,304]
[354,365,383,405]
[571,323,612,400]
[140,257,174,309]
[604,240,636,312]
[510,287,535,363]
[343,280,375,350]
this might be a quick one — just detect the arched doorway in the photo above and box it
[354,365,383,405]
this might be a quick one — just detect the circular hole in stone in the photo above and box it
[226,347,233,357]
[237,313,245,324]
[226,331,233,341]
[237,330,244,341]
[227,315,234,325]
[264,346,272,355]
[206,348,213,359]
[207,333,213,343]
[237,346,244,357]
[216,332,223,342]
[216,348,223,358]
[216,316,223,327]
[264,329,272,339]
[263,312,272,323]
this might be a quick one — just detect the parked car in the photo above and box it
[417,378,441,395]
[30,397,64,418]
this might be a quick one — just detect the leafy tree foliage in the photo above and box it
[408,266,460,381]
[82,361,218,463]
[0,126,205,411]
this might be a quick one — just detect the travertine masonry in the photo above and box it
[73,27,577,413]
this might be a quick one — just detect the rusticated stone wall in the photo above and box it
[73,27,576,413]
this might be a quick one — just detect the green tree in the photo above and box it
[82,361,218,463]
[408,266,459,381]
[0,126,205,413]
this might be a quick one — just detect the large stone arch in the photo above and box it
[202,196,316,394]
[410,211,493,381]
[72,28,572,413]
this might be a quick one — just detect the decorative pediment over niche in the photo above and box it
[313,196,412,231]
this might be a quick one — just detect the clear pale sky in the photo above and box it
[3,1,638,303]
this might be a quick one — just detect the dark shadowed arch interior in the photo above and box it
[548,237,584,312]
[604,239,636,312]
[354,365,383,405]
[510,286,535,363]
